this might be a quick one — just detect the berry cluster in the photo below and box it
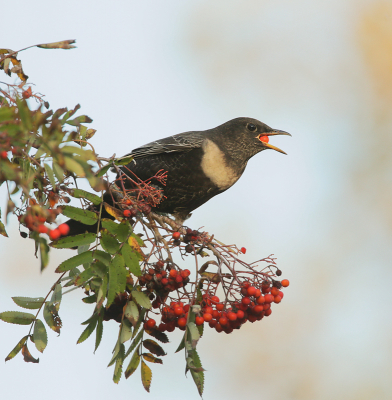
[158,301,191,332]
[18,205,69,240]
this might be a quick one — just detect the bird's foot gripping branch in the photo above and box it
[0,42,289,397]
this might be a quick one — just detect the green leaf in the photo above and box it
[130,232,145,247]
[100,230,120,254]
[125,328,143,358]
[120,319,133,343]
[189,349,204,396]
[108,339,121,367]
[65,115,93,126]
[77,313,98,344]
[69,188,102,205]
[95,314,103,353]
[175,334,186,353]
[44,163,56,188]
[187,322,200,349]
[52,162,64,183]
[74,266,95,286]
[122,243,142,276]
[56,251,94,272]
[113,344,125,384]
[93,249,112,266]
[12,297,44,310]
[61,205,98,225]
[0,218,8,237]
[143,339,166,357]
[132,290,151,309]
[82,294,97,304]
[0,311,35,325]
[96,163,111,177]
[107,254,127,306]
[124,348,140,379]
[51,232,96,248]
[114,155,133,166]
[141,360,152,392]
[43,302,62,333]
[39,237,49,271]
[124,301,139,327]
[50,284,62,309]
[115,221,132,242]
[33,319,47,353]
[5,336,28,361]
[131,309,145,339]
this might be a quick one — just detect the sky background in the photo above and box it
[1,1,392,399]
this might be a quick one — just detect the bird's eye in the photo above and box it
[247,123,257,132]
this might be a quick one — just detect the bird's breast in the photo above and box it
[200,139,241,190]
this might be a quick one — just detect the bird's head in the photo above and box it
[211,117,291,164]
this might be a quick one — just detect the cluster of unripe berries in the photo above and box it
[143,278,289,334]
[139,261,191,306]
[19,206,69,240]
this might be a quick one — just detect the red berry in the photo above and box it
[259,135,269,143]
[264,309,272,316]
[161,278,168,286]
[181,269,190,278]
[175,275,183,283]
[123,209,131,217]
[279,291,284,299]
[281,279,290,287]
[264,294,274,303]
[172,231,181,240]
[236,310,245,319]
[174,306,183,316]
[254,305,264,313]
[195,316,204,326]
[219,316,228,326]
[254,289,261,298]
[274,296,282,304]
[145,318,156,329]
[210,295,220,304]
[158,323,166,332]
[0,150,8,159]
[271,287,280,296]
[242,281,250,289]
[247,286,256,296]
[241,297,251,306]
[209,319,217,328]
[204,306,213,314]
[38,225,48,234]
[216,303,224,311]
[248,315,257,323]
[177,317,187,328]
[49,229,61,240]
[203,312,212,322]
[227,312,237,321]
[212,310,220,319]
[240,247,246,254]
[215,323,223,333]
[58,223,70,236]
[256,295,265,304]
[125,199,132,206]
[169,269,178,278]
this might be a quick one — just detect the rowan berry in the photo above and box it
[172,231,181,240]
[219,316,228,326]
[264,294,274,303]
[242,281,250,289]
[254,305,264,313]
[195,316,204,326]
[177,317,187,328]
[264,309,272,316]
[212,310,220,319]
[227,312,237,321]
[174,306,183,316]
[49,229,61,240]
[38,225,48,234]
[203,312,212,322]
[259,135,269,143]
[208,319,217,328]
[279,291,284,298]
[254,289,261,298]
[123,209,131,217]
[184,304,190,312]
[247,286,256,296]
[274,296,282,304]
[125,199,132,206]
[240,247,246,254]
[215,323,223,333]
[210,295,220,304]
[161,278,168,285]
[216,303,224,311]
[241,297,251,306]
[181,269,190,278]
[204,306,213,314]
[256,295,265,304]
[281,279,290,287]
[145,318,156,329]
[271,287,280,296]
[0,151,8,159]
[236,310,245,319]
[169,269,178,278]
[248,315,257,323]
[175,275,183,283]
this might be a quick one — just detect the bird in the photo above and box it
[65,117,290,235]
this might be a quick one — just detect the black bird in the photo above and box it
[65,117,290,235]
[118,117,290,223]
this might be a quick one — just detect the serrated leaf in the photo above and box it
[144,327,169,343]
[114,155,134,166]
[96,163,111,177]
[0,311,35,325]
[0,219,8,237]
[5,335,28,361]
[141,360,152,392]
[175,334,186,353]
[107,254,127,306]
[33,319,47,353]
[143,339,166,356]
[37,39,76,49]
[120,319,133,343]
[50,284,62,308]
[65,115,93,126]
[132,291,151,309]
[122,243,142,276]
[61,205,98,225]
[142,353,163,364]
[82,294,97,304]
[77,313,98,344]
[39,237,49,271]
[93,249,112,266]
[108,339,121,367]
[115,221,132,242]
[104,202,124,221]
[95,314,103,353]
[43,302,62,333]
[74,266,95,286]
[113,343,125,384]
[125,348,140,379]
[125,328,143,358]
[12,297,44,310]
[124,301,139,327]
[56,251,94,272]
[100,230,120,254]
[187,322,200,350]
[51,232,96,248]
[69,188,102,205]
[44,163,56,188]
[22,344,39,363]
[189,349,204,396]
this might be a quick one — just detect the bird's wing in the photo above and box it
[127,131,206,159]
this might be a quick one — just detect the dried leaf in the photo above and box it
[141,360,152,392]
[143,339,166,357]
[5,336,28,361]
[37,39,76,49]
[22,344,39,363]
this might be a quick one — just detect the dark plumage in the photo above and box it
[65,117,290,236]
[119,117,290,222]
